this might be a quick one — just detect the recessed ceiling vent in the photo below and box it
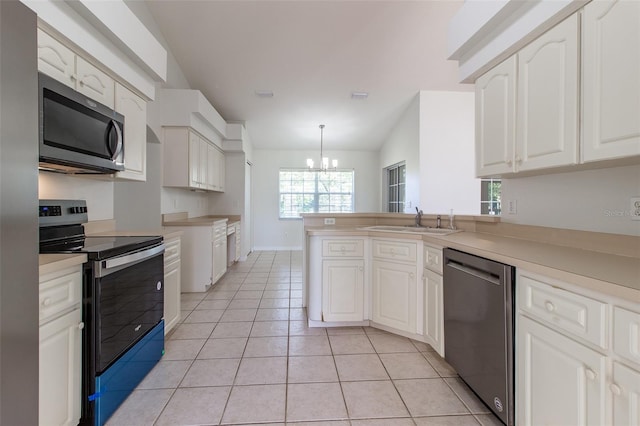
[351,91,369,100]
[255,90,274,98]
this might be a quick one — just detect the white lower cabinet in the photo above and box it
[163,237,181,334]
[516,269,640,426]
[212,221,228,283]
[39,266,83,426]
[517,315,606,426]
[322,259,364,322]
[423,269,443,356]
[611,362,640,426]
[372,260,418,333]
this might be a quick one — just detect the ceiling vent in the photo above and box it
[351,91,369,100]
[255,90,274,98]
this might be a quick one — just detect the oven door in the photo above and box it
[93,244,164,373]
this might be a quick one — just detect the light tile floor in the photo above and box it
[107,251,503,426]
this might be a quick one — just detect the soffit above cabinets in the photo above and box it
[448,0,589,83]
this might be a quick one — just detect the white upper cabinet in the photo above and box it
[517,14,579,172]
[476,14,579,177]
[582,0,640,162]
[115,83,147,181]
[75,57,114,109]
[476,56,517,176]
[37,29,75,88]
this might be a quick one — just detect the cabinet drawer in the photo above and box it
[519,273,607,348]
[39,269,82,324]
[613,306,640,367]
[424,244,443,274]
[372,239,417,263]
[322,239,364,257]
[164,238,181,265]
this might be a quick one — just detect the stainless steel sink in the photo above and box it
[360,225,462,235]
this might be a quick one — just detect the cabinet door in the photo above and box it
[199,138,209,190]
[207,144,216,190]
[164,260,181,335]
[218,150,226,192]
[39,309,82,426]
[582,0,640,162]
[322,259,364,322]
[37,29,75,88]
[517,315,606,426]
[372,260,418,333]
[517,14,578,171]
[115,83,147,181]
[188,131,201,189]
[475,55,517,177]
[423,269,444,356]
[75,57,114,109]
[611,362,640,426]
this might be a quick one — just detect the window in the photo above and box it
[279,169,354,218]
[386,162,406,213]
[481,179,501,215]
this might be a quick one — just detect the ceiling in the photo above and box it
[144,0,472,151]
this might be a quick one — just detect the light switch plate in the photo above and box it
[324,218,336,225]
[631,197,640,221]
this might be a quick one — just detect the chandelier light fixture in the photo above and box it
[306,124,338,171]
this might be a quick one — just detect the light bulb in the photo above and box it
[306,158,314,168]
[322,157,329,169]
[332,159,338,168]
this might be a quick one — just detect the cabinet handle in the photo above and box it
[506,159,513,166]
[515,155,522,164]
[585,368,597,381]
[358,266,363,272]
[610,383,622,396]
[544,301,555,313]
[42,298,52,307]
[78,322,85,330]
[340,246,346,252]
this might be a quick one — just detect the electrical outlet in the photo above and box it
[507,200,517,215]
[324,218,336,225]
[631,197,640,221]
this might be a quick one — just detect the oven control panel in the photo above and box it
[39,199,88,226]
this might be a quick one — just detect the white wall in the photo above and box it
[252,149,380,250]
[501,164,640,236]
[419,90,479,215]
[379,95,420,212]
[39,173,115,221]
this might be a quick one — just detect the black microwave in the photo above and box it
[38,72,125,174]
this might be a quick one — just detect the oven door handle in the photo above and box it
[103,244,164,270]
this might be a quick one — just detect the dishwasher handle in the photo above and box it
[446,259,501,286]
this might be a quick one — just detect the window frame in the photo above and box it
[385,162,406,213]
[480,178,502,215]
[278,168,355,219]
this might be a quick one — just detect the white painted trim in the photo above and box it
[253,246,303,251]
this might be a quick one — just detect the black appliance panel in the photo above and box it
[92,251,163,373]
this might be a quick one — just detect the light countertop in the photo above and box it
[306,227,640,301]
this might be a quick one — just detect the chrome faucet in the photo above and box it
[436,215,441,229]
[415,207,423,227]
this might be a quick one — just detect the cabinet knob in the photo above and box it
[78,322,85,330]
[515,156,522,164]
[340,246,346,252]
[585,368,597,381]
[610,383,622,396]
[544,301,555,312]
[42,298,52,307]
[409,272,415,279]
[506,159,513,166]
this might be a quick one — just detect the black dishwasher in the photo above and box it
[443,248,514,426]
